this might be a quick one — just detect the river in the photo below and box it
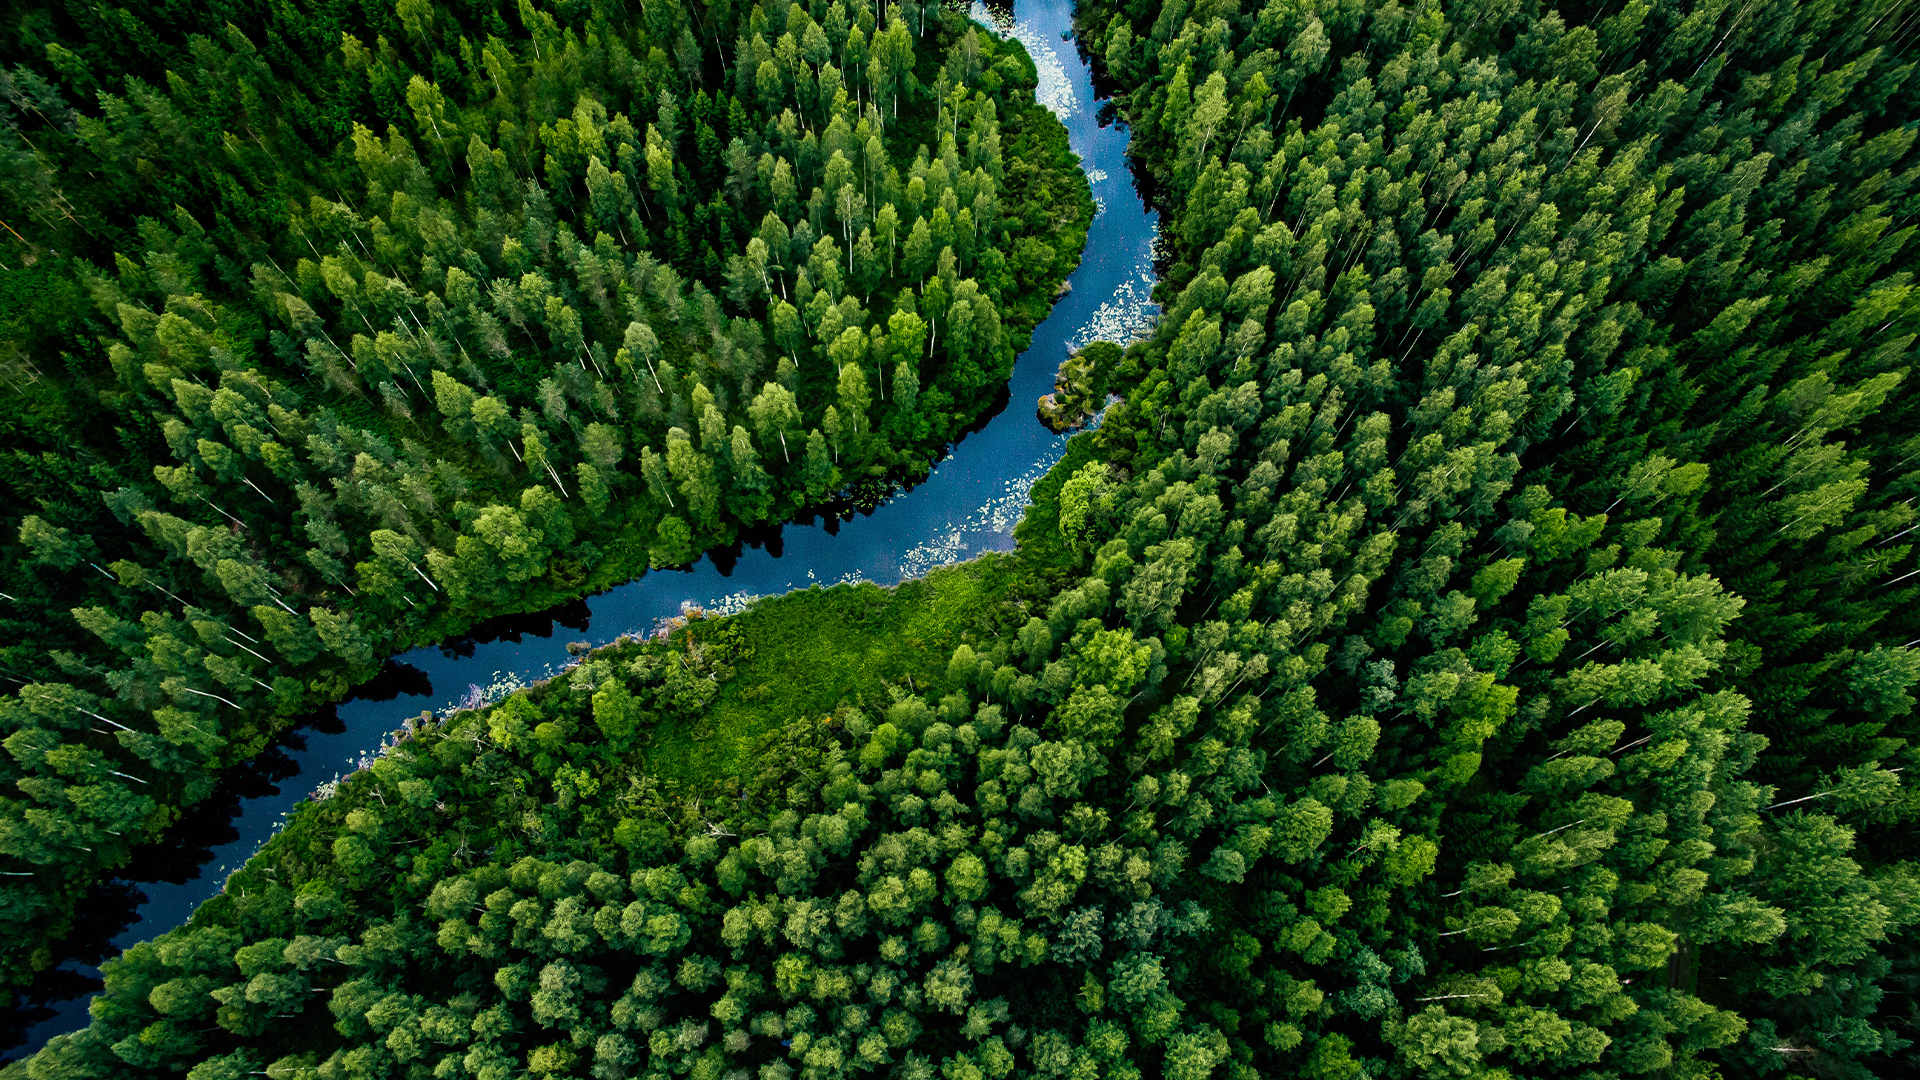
[6,0,1157,1056]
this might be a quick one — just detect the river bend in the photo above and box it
[10,0,1158,1054]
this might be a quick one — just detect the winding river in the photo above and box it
[8,0,1158,1055]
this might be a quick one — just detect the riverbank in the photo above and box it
[637,426,1098,793]
[240,423,1095,896]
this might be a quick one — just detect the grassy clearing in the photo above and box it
[641,558,1010,785]
[637,429,1104,789]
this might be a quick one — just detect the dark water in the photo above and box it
[6,0,1158,1056]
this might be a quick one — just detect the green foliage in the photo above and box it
[0,0,1092,989]
[12,1,1920,1079]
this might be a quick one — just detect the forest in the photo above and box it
[6,0,1920,1078]
[0,0,1090,998]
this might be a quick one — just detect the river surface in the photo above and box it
[9,0,1157,1055]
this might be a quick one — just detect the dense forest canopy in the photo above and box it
[6,0,1920,1078]
[0,0,1091,999]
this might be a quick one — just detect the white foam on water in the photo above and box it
[895,429,1076,579]
[972,2,1079,119]
[1073,273,1159,350]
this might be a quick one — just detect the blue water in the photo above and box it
[10,0,1157,1053]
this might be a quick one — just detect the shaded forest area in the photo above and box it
[10,0,1920,1079]
[0,0,1091,998]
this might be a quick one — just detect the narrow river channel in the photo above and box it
[9,0,1158,1055]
